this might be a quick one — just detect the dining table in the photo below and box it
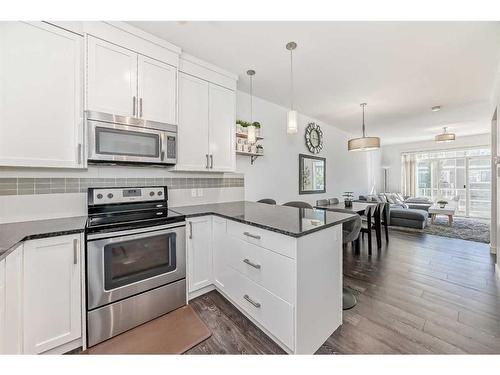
[314,201,379,254]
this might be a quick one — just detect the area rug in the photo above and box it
[390,216,490,243]
[83,305,211,354]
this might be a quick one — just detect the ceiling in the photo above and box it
[129,21,500,145]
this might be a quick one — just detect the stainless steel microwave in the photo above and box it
[86,111,177,166]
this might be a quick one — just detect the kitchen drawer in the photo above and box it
[222,266,294,350]
[226,220,296,259]
[226,237,295,304]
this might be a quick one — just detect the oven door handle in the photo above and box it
[87,221,185,241]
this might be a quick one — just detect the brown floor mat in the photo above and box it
[83,305,211,354]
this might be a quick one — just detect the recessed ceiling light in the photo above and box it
[431,105,441,112]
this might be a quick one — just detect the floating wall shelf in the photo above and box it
[236,150,264,165]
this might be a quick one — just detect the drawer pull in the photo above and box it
[243,231,261,240]
[243,294,261,308]
[243,258,261,269]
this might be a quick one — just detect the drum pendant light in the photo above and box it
[435,126,456,143]
[348,103,380,151]
[247,69,257,144]
[286,41,298,134]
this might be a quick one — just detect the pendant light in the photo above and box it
[247,69,257,144]
[348,103,381,152]
[286,41,298,134]
[435,126,455,143]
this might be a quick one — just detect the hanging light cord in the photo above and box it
[290,48,294,110]
[361,103,366,138]
[250,75,253,123]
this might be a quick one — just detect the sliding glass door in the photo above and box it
[413,147,491,218]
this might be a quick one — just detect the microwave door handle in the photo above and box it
[160,136,165,161]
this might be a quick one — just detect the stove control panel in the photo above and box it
[89,186,166,205]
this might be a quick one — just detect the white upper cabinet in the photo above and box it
[23,234,82,354]
[0,22,84,168]
[178,73,210,170]
[87,35,177,124]
[138,55,177,124]
[87,36,138,117]
[209,84,236,172]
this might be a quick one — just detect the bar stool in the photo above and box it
[257,198,277,205]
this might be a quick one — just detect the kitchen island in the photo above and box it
[171,201,356,354]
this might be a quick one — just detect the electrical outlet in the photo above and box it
[197,188,203,197]
[191,188,197,197]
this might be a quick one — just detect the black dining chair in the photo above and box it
[360,205,375,254]
[283,201,313,209]
[328,198,339,205]
[373,202,389,248]
[257,198,277,205]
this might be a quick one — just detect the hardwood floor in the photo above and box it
[187,231,500,354]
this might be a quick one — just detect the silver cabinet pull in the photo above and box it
[243,258,261,270]
[205,154,209,169]
[244,294,261,308]
[132,96,137,116]
[189,222,193,239]
[77,143,82,164]
[243,231,261,240]
[210,154,213,169]
[73,239,78,265]
[139,97,143,117]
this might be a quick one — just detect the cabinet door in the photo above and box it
[3,245,23,354]
[187,217,213,293]
[212,216,230,291]
[23,234,82,354]
[0,21,84,168]
[138,55,177,124]
[87,36,138,117]
[0,259,5,354]
[177,73,210,171]
[208,84,236,171]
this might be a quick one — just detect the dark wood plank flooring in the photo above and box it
[187,231,500,354]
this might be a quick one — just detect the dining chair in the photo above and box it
[373,202,389,248]
[328,198,339,205]
[257,198,277,205]
[360,205,375,254]
[316,199,329,206]
[283,201,313,209]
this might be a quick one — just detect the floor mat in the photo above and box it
[390,216,490,243]
[84,305,211,354]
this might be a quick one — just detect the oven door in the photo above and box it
[86,223,186,310]
[88,120,170,164]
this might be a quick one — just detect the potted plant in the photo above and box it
[343,192,354,208]
[256,144,264,154]
[236,119,247,134]
[253,121,261,137]
[437,200,448,209]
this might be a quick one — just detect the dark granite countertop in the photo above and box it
[171,201,356,238]
[0,216,87,261]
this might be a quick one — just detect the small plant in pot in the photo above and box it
[256,144,264,154]
[253,121,261,137]
[343,192,354,208]
[437,200,448,209]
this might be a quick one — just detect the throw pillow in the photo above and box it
[378,194,388,203]
[385,194,396,204]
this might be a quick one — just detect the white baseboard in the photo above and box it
[187,284,215,301]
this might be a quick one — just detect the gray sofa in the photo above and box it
[358,193,431,229]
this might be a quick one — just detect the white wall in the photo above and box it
[380,133,491,193]
[235,91,377,205]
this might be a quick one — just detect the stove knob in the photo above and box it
[149,191,155,197]
[107,193,114,199]
[157,191,163,196]
[96,193,103,199]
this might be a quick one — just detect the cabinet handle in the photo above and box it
[243,258,261,270]
[132,96,137,116]
[243,231,261,240]
[189,222,193,239]
[205,154,209,169]
[243,294,261,308]
[210,154,213,169]
[73,239,78,265]
[139,98,143,117]
[77,143,82,164]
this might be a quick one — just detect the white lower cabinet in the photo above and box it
[3,245,23,354]
[188,215,343,354]
[0,258,5,354]
[187,217,213,294]
[23,234,83,354]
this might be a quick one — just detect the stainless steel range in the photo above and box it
[85,186,186,347]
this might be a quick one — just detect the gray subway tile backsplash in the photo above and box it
[0,176,244,196]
